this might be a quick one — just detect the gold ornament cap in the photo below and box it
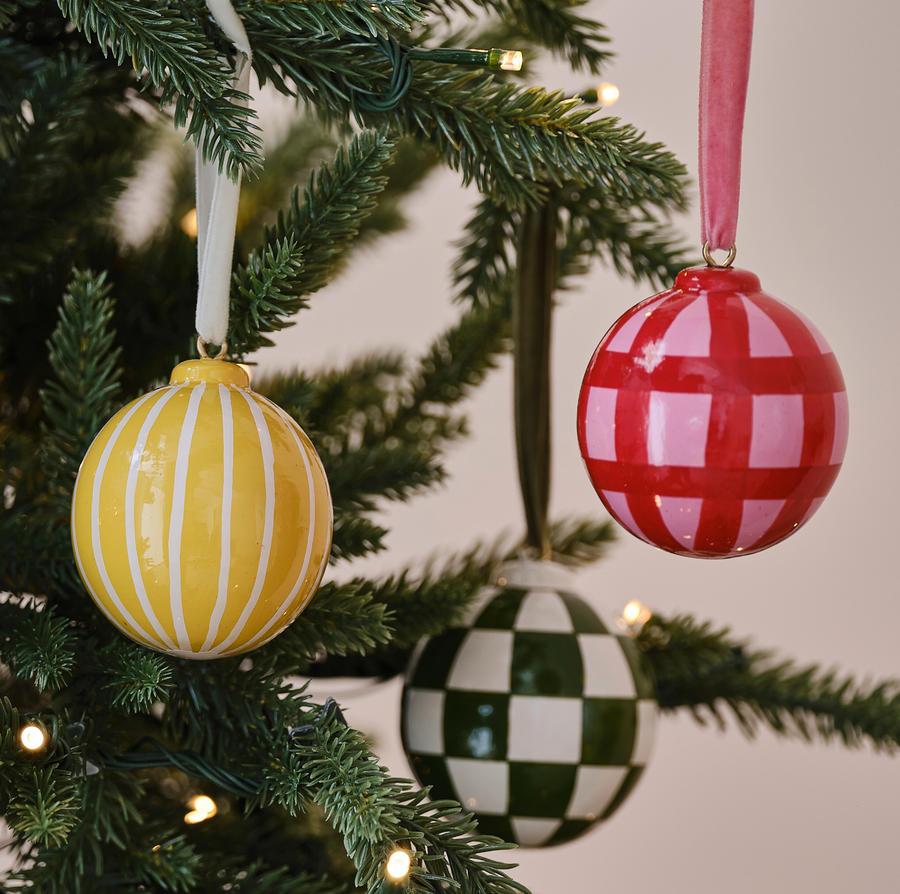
[170,359,250,388]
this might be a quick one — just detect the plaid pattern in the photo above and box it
[402,566,657,848]
[577,266,848,557]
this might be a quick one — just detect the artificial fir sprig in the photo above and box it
[453,187,692,308]
[58,0,263,177]
[431,0,610,73]
[41,270,122,510]
[641,615,900,752]
[229,130,397,357]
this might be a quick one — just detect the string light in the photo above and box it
[180,208,198,239]
[405,47,524,72]
[385,849,411,881]
[580,82,620,107]
[597,82,620,105]
[620,600,652,632]
[19,724,46,751]
[493,49,523,72]
[184,794,218,824]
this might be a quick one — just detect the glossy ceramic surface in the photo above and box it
[402,560,657,848]
[577,266,849,558]
[71,360,333,658]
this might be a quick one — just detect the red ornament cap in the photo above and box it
[577,266,848,558]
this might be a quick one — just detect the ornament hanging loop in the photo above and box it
[702,242,737,268]
[197,336,229,361]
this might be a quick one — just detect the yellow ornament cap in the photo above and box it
[170,359,250,388]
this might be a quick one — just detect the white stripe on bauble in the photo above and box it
[201,384,235,652]
[236,398,319,652]
[87,391,160,647]
[167,383,206,651]
[212,389,276,654]
[125,386,184,650]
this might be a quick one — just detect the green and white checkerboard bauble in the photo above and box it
[401,559,657,848]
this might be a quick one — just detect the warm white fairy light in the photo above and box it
[597,82,620,105]
[180,207,199,239]
[19,724,46,751]
[623,601,641,623]
[620,600,652,632]
[184,794,218,824]
[386,849,411,880]
[498,50,523,71]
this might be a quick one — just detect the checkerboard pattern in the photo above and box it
[577,266,849,558]
[402,576,657,848]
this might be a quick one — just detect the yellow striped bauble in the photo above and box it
[71,359,333,659]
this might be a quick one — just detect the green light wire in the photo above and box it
[100,699,348,799]
[104,737,262,798]
[348,36,523,112]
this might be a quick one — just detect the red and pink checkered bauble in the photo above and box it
[576,266,848,558]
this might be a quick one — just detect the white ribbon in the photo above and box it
[195,0,252,352]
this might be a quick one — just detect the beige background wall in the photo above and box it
[260,1,900,890]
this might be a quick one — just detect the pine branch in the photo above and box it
[0,512,83,601]
[330,513,391,563]
[237,0,425,44]
[0,52,148,286]
[5,766,80,849]
[257,300,509,565]
[476,0,612,74]
[11,768,151,892]
[642,614,900,752]
[228,235,305,356]
[257,581,394,675]
[160,659,314,764]
[229,130,396,358]
[0,0,16,28]
[308,516,616,679]
[58,0,261,177]
[453,188,691,308]
[40,269,122,513]
[270,45,688,209]
[554,181,694,290]
[1,605,76,693]
[78,641,174,714]
[281,712,531,894]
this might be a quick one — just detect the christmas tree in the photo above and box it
[1,0,898,891]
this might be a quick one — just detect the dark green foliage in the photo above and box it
[82,641,174,714]
[6,765,81,848]
[289,713,530,894]
[59,0,262,177]
[454,187,692,309]
[641,614,900,752]
[308,517,617,680]
[41,270,122,508]
[229,130,397,357]
[1,606,76,692]
[258,298,510,563]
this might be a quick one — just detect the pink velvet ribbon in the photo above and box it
[699,0,755,251]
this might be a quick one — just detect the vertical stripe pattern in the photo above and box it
[577,266,848,558]
[71,360,333,658]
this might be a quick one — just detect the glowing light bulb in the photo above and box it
[499,50,523,71]
[184,794,217,824]
[623,601,642,623]
[20,724,46,751]
[620,600,652,631]
[597,82,620,105]
[180,208,199,239]
[386,850,411,880]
